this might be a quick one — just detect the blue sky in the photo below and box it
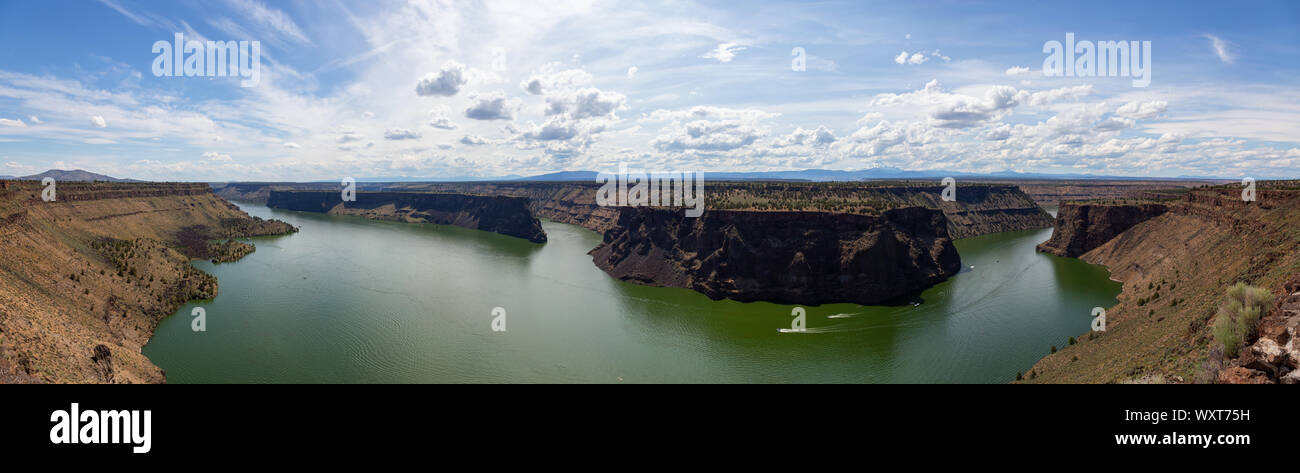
[0,0,1296,180]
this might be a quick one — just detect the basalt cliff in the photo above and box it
[590,207,963,305]
[0,181,295,383]
[1035,202,1170,257]
[229,181,1053,239]
[1020,184,1300,384]
[265,190,547,243]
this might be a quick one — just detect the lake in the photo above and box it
[143,203,1119,383]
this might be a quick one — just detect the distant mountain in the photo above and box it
[512,168,1233,182]
[513,171,599,181]
[0,175,13,180]
[17,169,136,182]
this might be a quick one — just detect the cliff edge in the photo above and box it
[589,207,962,305]
[266,190,547,243]
[1036,202,1169,257]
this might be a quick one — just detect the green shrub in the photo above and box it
[1211,282,1274,357]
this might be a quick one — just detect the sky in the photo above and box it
[0,0,1296,181]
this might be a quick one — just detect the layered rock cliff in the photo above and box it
[1035,202,1169,257]
[1019,184,1300,384]
[589,207,962,305]
[238,181,1051,238]
[266,190,547,243]
[0,181,296,384]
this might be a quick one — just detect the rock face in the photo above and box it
[230,181,1052,239]
[267,190,546,243]
[589,207,962,305]
[1227,273,1300,384]
[0,181,295,383]
[1036,202,1168,257]
[1019,183,1300,383]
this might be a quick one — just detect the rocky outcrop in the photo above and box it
[1036,202,1168,257]
[1224,274,1300,384]
[0,181,295,383]
[267,190,546,243]
[589,207,962,305]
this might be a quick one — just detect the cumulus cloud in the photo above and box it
[383,128,422,140]
[424,105,457,130]
[1005,66,1031,76]
[1115,100,1168,119]
[647,106,779,152]
[90,115,107,128]
[870,80,1092,128]
[519,65,592,95]
[626,66,638,79]
[1094,117,1136,131]
[982,124,1012,141]
[337,131,363,143]
[428,116,457,130]
[772,126,836,147]
[202,152,232,162]
[702,43,746,63]
[895,51,926,65]
[545,88,626,120]
[0,118,26,127]
[283,142,301,148]
[894,50,948,65]
[464,91,521,120]
[460,134,490,145]
[27,115,40,124]
[416,61,469,97]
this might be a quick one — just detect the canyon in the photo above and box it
[222,180,1054,238]
[265,190,546,243]
[1021,183,1300,383]
[0,180,295,383]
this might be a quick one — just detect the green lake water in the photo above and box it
[143,203,1120,383]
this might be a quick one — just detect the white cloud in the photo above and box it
[416,61,469,97]
[894,50,948,65]
[27,115,40,124]
[460,134,490,145]
[519,65,592,95]
[222,0,311,45]
[202,152,232,162]
[1116,100,1168,120]
[773,126,836,147]
[283,142,301,148]
[627,66,638,79]
[464,91,520,121]
[90,115,107,128]
[702,43,746,63]
[1204,34,1234,64]
[648,106,778,152]
[426,105,457,130]
[383,128,421,140]
[1005,66,1031,76]
[0,118,26,127]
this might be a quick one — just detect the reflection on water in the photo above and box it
[143,203,1119,383]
